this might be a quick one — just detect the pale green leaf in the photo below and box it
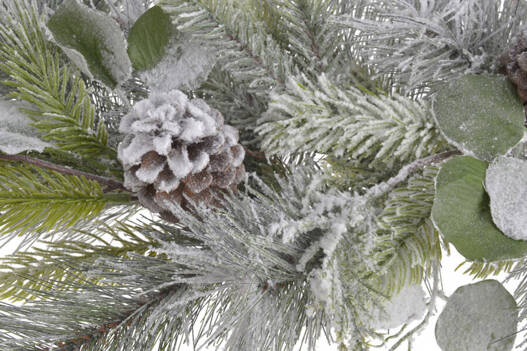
[127,5,171,71]
[485,156,527,241]
[431,156,527,261]
[0,99,51,154]
[433,75,524,161]
[47,0,132,88]
[435,280,517,351]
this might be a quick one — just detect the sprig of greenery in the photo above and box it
[258,74,446,168]
[0,1,116,162]
[374,167,444,295]
[0,161,130,243]
[0,221,174,302]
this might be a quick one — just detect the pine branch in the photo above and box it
[257,74,447,166]
[0,167,379,351]
[373,167,443,295]
[338,0,527,91]
[0,161,130,241]
[158,0,296,139]
[0,1,116,162]
[160,0,292,90]
[0,154,127,192]
[0,222,165,302]
[458,259,523,280]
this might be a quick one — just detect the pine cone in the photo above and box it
[118,90,245,219]
[499,28,527,103]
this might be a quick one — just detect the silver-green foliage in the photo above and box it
[0,0,115,160]
[340,0,527,90]
[0,221,160,302]
[0,167,381,351]
[258,74,445,167]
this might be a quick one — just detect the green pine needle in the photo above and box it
[0,221,165,302]
[0,1,115,161]
[0,162,130,240]
[374,167,444,295]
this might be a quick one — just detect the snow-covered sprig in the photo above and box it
[257,74,446,168]
[339,0,527,91]
[0,165,385,351]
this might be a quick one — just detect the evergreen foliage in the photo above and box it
[258,74,446,167]
[0,0,525,350]
[374,167,443,295]
[0,1,115,163]
[0,161,129,246]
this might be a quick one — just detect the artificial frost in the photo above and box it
[369,284,426,330]
[435,280,517,351]
[48,0,132,88]
[140,35,217,93]
[0,99,51,154]
[485,156,527,240]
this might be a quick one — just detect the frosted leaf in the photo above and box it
[167,147,193,179]
[369,284,426,330]
[0,99,51,154]
[433,75,524,161]
[431,156,527,261]
[435,280,517,351]
[127,6,171,71]
[140,35,217,92]
[485,156,527,240]
[135,151,166,183]
[47,0,132,88]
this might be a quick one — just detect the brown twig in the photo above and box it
[0,154,128,192]
[243,146,267,160]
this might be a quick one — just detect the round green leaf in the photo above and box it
[47,0,132,89]
[127,6,172,72]
[435,280,517,351]
[431,156,527,261]
[486,156,527,241]
[433,75,524,161]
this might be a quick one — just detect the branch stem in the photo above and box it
[365,150,461,199]
[0,154,128,192]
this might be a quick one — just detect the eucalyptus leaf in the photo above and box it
[433,75,524,161]
[140,34,217,92]
[0,99,51,154]
[431,156,527,261]
[127,5,171,71]
[485,156,527,241]
[435,280,517,351]
[47,0,132,88]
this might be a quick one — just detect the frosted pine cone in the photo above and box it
[499,28,527,103]
[118,90,245,218]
